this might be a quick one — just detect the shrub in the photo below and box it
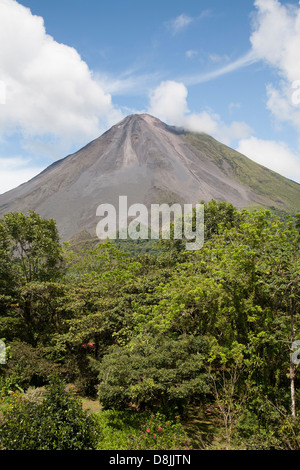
[98,334,210,413]
[22,386,45,404]
[129,413,192,450]
[96,410,147,450]
[95,410,191,450]
[3,341,59,390]
[0,374,100,450]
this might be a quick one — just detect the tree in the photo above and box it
[0,210,63,284]
[98,334,210,413]
[0,211,64,345]
[134,209,299,418]
[208,341,247,450]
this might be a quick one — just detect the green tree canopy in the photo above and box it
[0,210,63,284]
[98,334,210,413]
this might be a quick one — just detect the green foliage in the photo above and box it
[0,375,100,450]
[0,210,63,284]
[0,212,65,347]
[63,240,130,280]
[1,204,299,449]
[129,412,191,450]
[201,199,239,240]
[185,132,300,215]
[235,404,300,450]
[113,238,167,257]
[96,410,148,450]
[98,335,210,413]
[2,341,58,390]
[95,410,190,450]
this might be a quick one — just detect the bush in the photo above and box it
[95,410,191,450]
[96,410,147,450]
[236,407,300,450]
[0,374,100,450]
[129,412,192,450]
[98,334,210,413]
[3,341,59,390]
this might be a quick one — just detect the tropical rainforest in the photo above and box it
[0,200,299,450]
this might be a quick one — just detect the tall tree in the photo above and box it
[0,211,63,345]
[0,210,63,284]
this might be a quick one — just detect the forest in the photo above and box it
[0,200,299,451]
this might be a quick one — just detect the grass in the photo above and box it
[185,132,299,215]
[81,396,102,414]
[95,410,148,450]
[181,405,216,450]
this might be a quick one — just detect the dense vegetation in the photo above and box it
[0,202,299,450]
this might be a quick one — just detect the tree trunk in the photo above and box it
[290,293,297,418]
[290,361,296,418]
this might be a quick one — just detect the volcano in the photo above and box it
[0,113,299,240]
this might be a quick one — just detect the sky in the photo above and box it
[1,0,300,194]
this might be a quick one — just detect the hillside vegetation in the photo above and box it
[186,133,300,215]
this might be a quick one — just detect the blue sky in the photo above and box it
[1,0,300,193]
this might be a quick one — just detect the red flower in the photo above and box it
[81,342,95,349]
[146,428,150,433]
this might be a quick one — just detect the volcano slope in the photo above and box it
[0,114,299,240]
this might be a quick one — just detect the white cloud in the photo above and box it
[166,14,193,35]
[182,111,252,145]
[266,83,300,133]
[0,80,6,104]
[228,0,300,183]
[229,102,241,114]
[96,70,162,96]
[208,53,230,64]
[217,121,253,147]
[0,156,44,194]
[186,50,198,59]
[181,50,257,86]
[148,81,189,126]
[148,80,252,146]
[250,0,300,136]
[183,111,220,136]
[236,137,300,183]
[147,80,300,182]
[250,0,300,83]
[0,0,123,146]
